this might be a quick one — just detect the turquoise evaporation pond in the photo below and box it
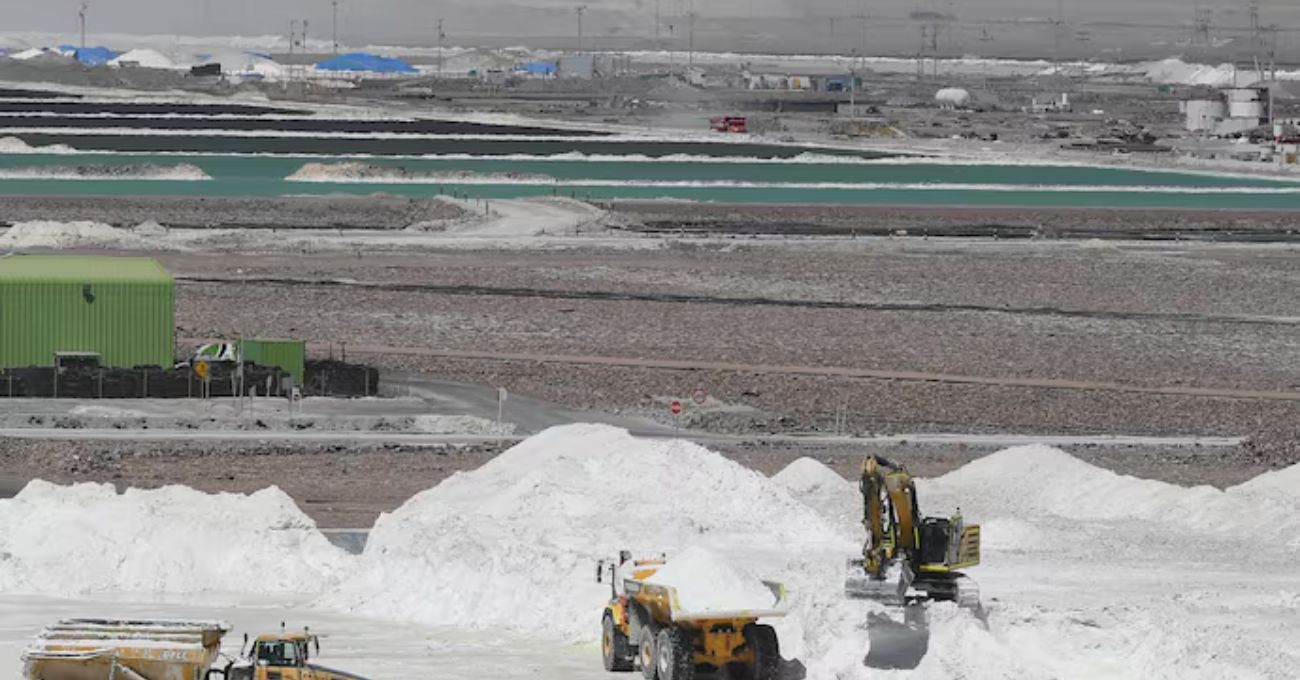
[4,153,1300,208]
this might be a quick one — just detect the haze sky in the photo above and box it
[6,0,1298,56]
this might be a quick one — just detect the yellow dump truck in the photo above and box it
[598,553,788,680]
[22,620,367,680]
[22,618,231,680]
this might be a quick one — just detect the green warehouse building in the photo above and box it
[0,255,175,369]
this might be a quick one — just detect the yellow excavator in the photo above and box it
[844,455,981,607]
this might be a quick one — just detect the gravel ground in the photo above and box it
[366,355,1300,437]
[155,243,1300,446]
[610,202,1300,241]
[0,439,507,528]
[0,195,464,230]
[165,242,1300,397]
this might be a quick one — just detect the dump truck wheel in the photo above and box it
[639,627,658,679]
[655,627,695,680]
[603,613,634,672]
[742,624,780,680]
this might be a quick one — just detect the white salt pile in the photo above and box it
[922,445,1300,544]
[109,48,179,70]
[0,221,155,250]
[0,481,351,596]
[0,136,75,154]
[324,424,850,640]
[771,457,859,535]
[644,546,779,615]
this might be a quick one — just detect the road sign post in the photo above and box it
[497,387,509,425]
[670,399,683,437]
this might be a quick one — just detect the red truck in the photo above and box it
[709,115,749,133]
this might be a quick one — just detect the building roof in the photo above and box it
[0,255,172,284]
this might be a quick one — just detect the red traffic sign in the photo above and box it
[670,400,683,416]
[691,387,708,405]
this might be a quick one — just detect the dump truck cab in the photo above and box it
[249,633,316,676]
[228,630,364,680]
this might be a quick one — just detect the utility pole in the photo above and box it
[332,0,339,54]
[848,49,857,117]
[437,18,445,76]
[687,0,696,68]
[78,1,89,49]
[289,19,299,82]
[302,19,310,53]
[1053,0,1063,76]
[655,0,661,40]
[576,5,587,53]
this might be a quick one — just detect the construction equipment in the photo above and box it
[225,625,366,680]
[21,620,368,680]
[597,551,787,680]
[709,116,749,133]
[22,618,231,680]
[844,455,981,607]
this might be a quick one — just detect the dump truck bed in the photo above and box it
[627,580,789,622]
[23,618,230,680]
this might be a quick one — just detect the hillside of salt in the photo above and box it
[0,481,350,596]
[323,424,852,641]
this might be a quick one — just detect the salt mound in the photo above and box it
[0,481,350,596]
[1230,462,1300,506]
[924,445,1299,543]
[110,48,179,70]
[9,47,50,60]
[772,458,859,534]
[0,163,209,181]
[645,546,778,614]
[1142,58,1245,87]
[0,221,156,250]
[0,136,75,154]
[324,424,849,640]
[286,161,552,184]
[774,457,850,492]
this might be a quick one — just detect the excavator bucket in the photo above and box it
[844,559,912,604]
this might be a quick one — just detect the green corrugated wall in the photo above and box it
[239,338,305,385]
[0,257,174,369]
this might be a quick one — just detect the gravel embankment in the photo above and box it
[155,243,1300,441]
[0,195,464,230]
[610,201,1300,241]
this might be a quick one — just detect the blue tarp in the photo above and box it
[71,46,119,66]
[518,61,557,76]
[314,52,416,74]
